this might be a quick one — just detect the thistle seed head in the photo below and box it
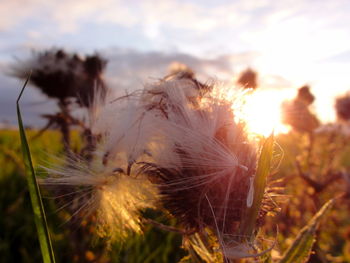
[139,79,258,236]
[43,145,158,243]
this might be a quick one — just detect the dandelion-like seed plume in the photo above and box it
[44,150,158,243]
[43,72,275,260]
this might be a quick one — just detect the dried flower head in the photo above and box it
[12,49,107,107]
[237,68,258,90]
[297,85,315,105]
[136,77,265,258]
[42,94,160,243]
[335,93,350,121]
[43,147,158,243]
[43,74,275,259]
[281,86,319,133]
[167,61,195,79]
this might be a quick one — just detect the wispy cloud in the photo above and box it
[1,0,350,56]
[0,47,260,125]
[0,0,350,125]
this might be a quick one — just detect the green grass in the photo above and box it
[0,130,185,263]
[17,81,56,263]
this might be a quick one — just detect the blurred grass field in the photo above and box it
[1,129,350,262]
[0,129,186,263]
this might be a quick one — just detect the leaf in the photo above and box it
[16,77,56,263]
[240,134,274,239]
[278,199,334,263]
[178,255,193,263]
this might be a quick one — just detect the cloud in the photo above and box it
[1,0,349,37]
[1,0,349,124]
[321,50,350,63]
[3,45,345,126]
[50,0,252,34]
[80,48,258,93]
[0,0,39,31]
[0,0,280,35]
[0,47,261,125]
[2,0,350,60]
[101,48,262,93]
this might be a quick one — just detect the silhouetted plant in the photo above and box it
[237,68,258,90]
[335,92,350,121]
[297,85,315,105]
[166,61,211,94]
[11,48,108,152]
[167,61,195,80]
[281,85,319,133]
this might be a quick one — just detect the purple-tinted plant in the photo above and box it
[281,85,319,134]
[237,68,258,90]
[41,73,279,261]
[12,49,107,152]
[335,92,350,122]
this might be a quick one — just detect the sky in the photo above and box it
[1,0,350,127]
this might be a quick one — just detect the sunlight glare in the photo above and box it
[239,90,290,137]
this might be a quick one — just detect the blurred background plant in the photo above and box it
[1,50,350,262]
[335,93,350,122]
[11,49,107,154]
[236,68,258,90]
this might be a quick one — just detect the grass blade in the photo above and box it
[240,134,274,240]
[278,199,334,263]
[16,77,56,263]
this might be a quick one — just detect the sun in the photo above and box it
[239,90,290,137]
